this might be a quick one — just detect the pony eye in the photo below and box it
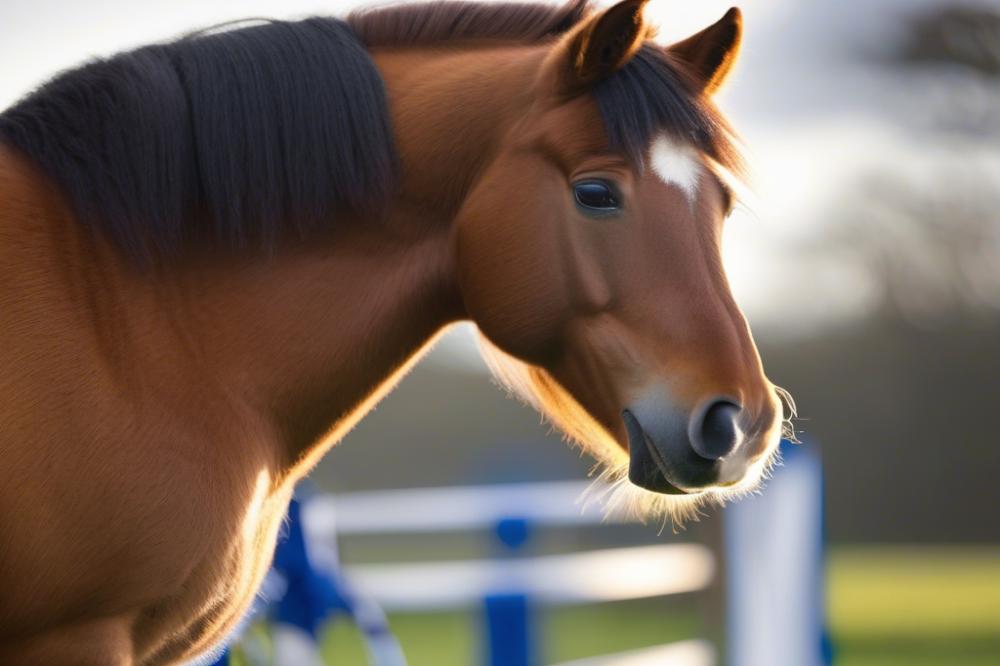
[573,180,621,213]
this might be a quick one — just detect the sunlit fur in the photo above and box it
[479,336,789,528]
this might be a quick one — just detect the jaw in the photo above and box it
[477,334,785,526]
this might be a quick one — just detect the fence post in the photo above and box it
[483,517,536,666]
[725,439,830,666]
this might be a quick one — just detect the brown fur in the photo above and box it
[0,2,780,663]
[348,0,589,46]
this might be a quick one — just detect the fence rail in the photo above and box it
[303,479,621,537]
[342,543,714,611]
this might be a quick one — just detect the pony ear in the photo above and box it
[668,7,743,94]
[550,0,650,94]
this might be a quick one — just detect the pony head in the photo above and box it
[455,2,791,522]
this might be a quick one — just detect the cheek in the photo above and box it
[455,162,571,362]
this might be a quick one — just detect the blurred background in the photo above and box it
[2,0,998,664]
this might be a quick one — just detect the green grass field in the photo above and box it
[234,546,1000,665]
[318,599,700,665]
[828,547,1000,666]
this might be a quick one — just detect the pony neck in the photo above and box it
[161,44,547,476]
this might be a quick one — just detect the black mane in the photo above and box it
[0,18,397,261]
[0,1,738,263]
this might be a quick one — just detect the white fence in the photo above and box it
[235,441,827,666]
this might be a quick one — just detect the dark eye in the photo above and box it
[573,179,621,214]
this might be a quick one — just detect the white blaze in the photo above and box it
[649,133,702,202]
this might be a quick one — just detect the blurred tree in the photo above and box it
[898,6,1000,77]
[756,2,1000,543]
[832,167,1000,327]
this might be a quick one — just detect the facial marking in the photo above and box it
[649,133,701,202]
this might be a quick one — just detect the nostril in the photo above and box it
[689,399,743,460]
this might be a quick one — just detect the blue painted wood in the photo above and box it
[484,592,535,666]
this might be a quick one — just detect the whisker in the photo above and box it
[774,384,800,443]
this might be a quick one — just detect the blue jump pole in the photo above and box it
[484,517,537,666]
